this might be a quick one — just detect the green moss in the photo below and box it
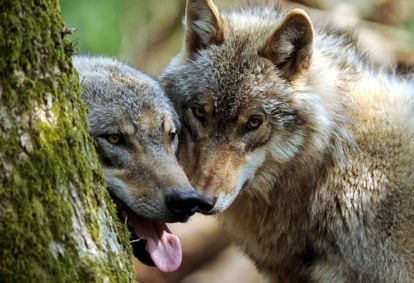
[0,1,133,282]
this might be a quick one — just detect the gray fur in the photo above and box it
[74,55,191,222]
[160,1,414,282]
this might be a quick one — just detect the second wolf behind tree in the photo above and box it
[160,0,414,282]
[73,56,214,273]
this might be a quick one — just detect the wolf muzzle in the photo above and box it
[165,189,214,220]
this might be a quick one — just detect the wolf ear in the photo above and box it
[184,0,224,59]
[259,9,313,81]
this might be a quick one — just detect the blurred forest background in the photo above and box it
[61,0,414,76]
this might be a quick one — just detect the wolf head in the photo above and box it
[74,56,213,223]
[160,0,341,213]
[75,56,217,272]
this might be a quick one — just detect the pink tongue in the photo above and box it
[145,229,182,272]
[128,215,182,272]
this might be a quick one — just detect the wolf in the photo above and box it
[73,56,213,273]
[160,0,414,281]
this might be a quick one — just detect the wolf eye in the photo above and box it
[105,134,122,145]
[169,130,176,142]
[192,106,206,120]
[246,116,263,130]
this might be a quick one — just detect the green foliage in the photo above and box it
[59,0,185,74]
[60,0,125,56]
[60,0,160,57]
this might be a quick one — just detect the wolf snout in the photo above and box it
[165,190,214,220]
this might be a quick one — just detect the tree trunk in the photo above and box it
[0,1,133,282]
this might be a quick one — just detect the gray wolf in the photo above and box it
[73,55,213,273]
[160,0,414,281]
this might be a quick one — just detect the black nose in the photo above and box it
[165,190,214,219]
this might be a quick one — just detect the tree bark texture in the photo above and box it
[0,1,133,282]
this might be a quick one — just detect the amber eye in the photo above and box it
[106,134,122,145]
[192,106,206,120]
[246,116,263,130]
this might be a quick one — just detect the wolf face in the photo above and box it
[161,1,316,212]
[74,56,213,272]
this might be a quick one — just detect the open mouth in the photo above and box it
[111,194,183,273]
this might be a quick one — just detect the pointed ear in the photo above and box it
[259,9,314,81]
[185,0,224,59]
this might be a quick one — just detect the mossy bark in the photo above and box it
[0,1,133,282]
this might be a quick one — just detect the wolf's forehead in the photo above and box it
[89,81,170,121]
[127,99,173,129]
[110,100,173,137]
[186,53,285,115]
[96,78,166,107]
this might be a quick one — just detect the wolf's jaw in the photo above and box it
[105,173,161,219]
[128,213,182,273]
[108,190,183,272]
